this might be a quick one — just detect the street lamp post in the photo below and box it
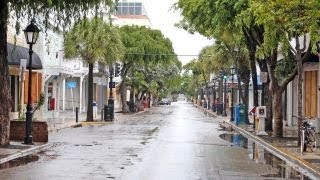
[23,19,40,145]
[223,73,227,117]
[230,65,236,121]
[212,77,217,112]
[107,65,114,121]
[218,70,224,115]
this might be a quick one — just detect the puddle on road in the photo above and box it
[219,133,248,148]
[220,133,313,179]
[0,154,39,170]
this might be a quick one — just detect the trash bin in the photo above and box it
[216,103,223,115]
[104,104,113,121]
[212,103,216,112]
[234,105,240,125]
[127,101,134,112]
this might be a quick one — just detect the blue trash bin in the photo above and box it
[234,105,240,125]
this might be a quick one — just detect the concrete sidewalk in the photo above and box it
[0,108,150,166]
[197,105,320,178]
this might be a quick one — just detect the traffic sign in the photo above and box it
[66,82,76,88]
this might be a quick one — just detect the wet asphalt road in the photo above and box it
[0,102,275,180]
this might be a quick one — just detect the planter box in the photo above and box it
[10,120,48,142]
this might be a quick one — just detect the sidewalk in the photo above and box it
[196,105,320,178]
[0,108,149,166]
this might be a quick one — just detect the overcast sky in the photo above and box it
[143,0,213,65]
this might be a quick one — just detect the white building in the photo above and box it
[7,0,153,120]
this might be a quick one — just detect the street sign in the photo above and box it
[228,83,238,88]
[109,82,115,88]
[66,81,77,88]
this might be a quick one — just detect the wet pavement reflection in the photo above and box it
[0,155,39,170]
[0,102,316,179]
[220,133,313,179]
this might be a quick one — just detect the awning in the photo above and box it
[7,43,42,69]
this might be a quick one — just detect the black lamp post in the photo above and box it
[218,70,224,115]
[230,65,236,121]
[23,19,40,145]
[218,70,223,104]
[107,65,114,121]
[212,77,218,112]
[223,73,227,117]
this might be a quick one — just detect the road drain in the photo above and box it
[219,133,313,179]
[0,154,39,170]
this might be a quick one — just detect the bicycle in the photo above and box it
[300,119,317,154]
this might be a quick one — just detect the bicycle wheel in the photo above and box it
[308,129,317,152]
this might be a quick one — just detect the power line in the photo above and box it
[125,53,213,57]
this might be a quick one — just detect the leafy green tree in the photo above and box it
[251,0,320,137]
[178,0,320,137]
[64,17,124,121]
[175,0,261,120]
[0,0,115,145]
[118,26,177,112]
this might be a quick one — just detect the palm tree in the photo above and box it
[64,17,124,121]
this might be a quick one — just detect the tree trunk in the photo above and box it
[243,83,250,124]
[249,50,259,108]
[265,86,273,131]
[0,0,11,145]
[148,92,151,108]
[120,63,130,113]
[272,90,283,137]
[258,60,273,131]
[120,80,129,113]
[297,54,303,145]
[238,58,251,124]
[86,63,93,121]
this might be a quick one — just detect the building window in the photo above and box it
[115,2,146,16]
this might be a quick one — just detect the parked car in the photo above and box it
[159,98,171,105]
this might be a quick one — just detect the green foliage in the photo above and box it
[119,25,176,64]
[118,25,180,99]
[8,0,117,33]
[251,0,320,54]
[275,52,296,81]
[64,17,124,64]
[18,92,45,121]
[33,92,45,114]
[179,72,194,97]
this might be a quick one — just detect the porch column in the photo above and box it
[80,76,83,112]
[52,81,59,111]
[44,82,49,111]
[287,82,293,127]
[62,79,66,111]
[53,81,59,112]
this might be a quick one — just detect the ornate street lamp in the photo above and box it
[23,19,40,144]
[230,65,236,121]
[222,72,227,117]
[212,77,218,112]
[105,64,115,121]
[218,70,224,115]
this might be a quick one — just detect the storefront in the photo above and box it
[7,43,42,120]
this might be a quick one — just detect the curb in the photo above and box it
[225,121,320,178]
[80,121,113,126]
[50,110,150,131]
[194,104,320,178]
[0,143,52,165]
